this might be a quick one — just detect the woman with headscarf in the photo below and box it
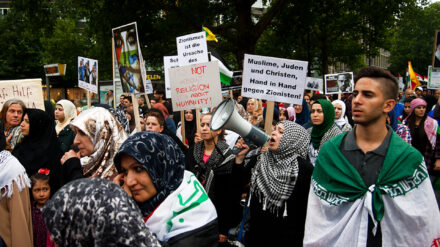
[12,109,63,191]
[308,99,342,166]
[185,112,244,244]
[244,98,263,126]
[113,132,218,246]
[176,109,197,147]
[403,98,440,174]
[235,121,313,246]
[60,107,128,185]
[294,98,312,129]
[0,124,33,247]
[55,100,77,153]
[286,106,296,121]
[43,178,161,247]
[332,99,352,132]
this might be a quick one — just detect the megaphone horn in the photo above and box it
[210,98,269,147]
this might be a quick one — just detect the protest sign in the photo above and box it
[0,79,45,110]
[325,72,354,94]
[433,30,440,69]
[428,65,440,89]
[305,77,323,92]
[163,55,179,98]
[176,31,208,66]
[241,54,308,105]
[169,61,222,111]
[78,56,98,94]
[112,22,151,94]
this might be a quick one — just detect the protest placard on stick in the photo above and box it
[176,31,208,67]
[78,56,98,94]
[164,56,179,98]
[325,72,353,94]
[0,79,45,110]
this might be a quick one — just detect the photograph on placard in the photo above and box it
[305,77,323,92]
[428,66,440,89]
[78,56,98,94]
[433,30,440,69]
[112,22,145,93]
[325,72,353,94]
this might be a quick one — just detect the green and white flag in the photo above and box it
[210,55,233,86]
[304,132,440,247]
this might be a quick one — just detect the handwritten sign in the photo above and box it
[163,55,179,98]
[305,77,323,92]
[176,31,208,66]
[170,61,222,111]
[0,79,45,110]
[325,72,354,94]
[242,54,308,105]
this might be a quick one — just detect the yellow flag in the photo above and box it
[408,61,421,89]
[203,27,218,42]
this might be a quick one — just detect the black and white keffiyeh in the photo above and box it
[249,121,310,216]
[42,178,161,247]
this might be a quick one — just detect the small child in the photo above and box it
[30,168,55,247]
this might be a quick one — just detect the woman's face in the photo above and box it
[145,116,163,133]
[73,126,94,157]
[294,104,303,114]
[414,105,426,118]
[200,115,220,141]
[311,104,324,125]
[120,154,157,203]
[334,103,342,119]
[20,114,30,136]
[279,110,287,121]
[32,180,51,208]
[404,102,411,115]
[247,101,255,113]
[54,105,65,122]
[184,110,194,122]
[269,123,284,152]
[304,95,310,104]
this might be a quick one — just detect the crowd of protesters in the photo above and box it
[1,66,440,247]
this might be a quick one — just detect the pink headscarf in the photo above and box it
[286,106,296,121]
[406,98,437,150]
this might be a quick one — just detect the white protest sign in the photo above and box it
[305,77,323,92]
[78,56,98,94]
[176,31,208,66]
[428,65,440,89]
[325,72,354,94]
[242,54,308,105]
[170,61,222,111]
[0,79,45,110]
[163,55,179,98]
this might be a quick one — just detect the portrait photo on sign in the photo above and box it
[78,56,98,94]
[325,72,353,94]
[433,30,440,69]
[112,22,145,93]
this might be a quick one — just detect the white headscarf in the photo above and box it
[55,100,77,135]
[332,100,347,129]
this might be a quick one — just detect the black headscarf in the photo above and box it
[183,110,197,146]
[12,109,62,188]
[43,178,161,247]
[295,98,311,128]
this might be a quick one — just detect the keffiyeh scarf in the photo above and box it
[249,121,310,217]
[0,150,30,199]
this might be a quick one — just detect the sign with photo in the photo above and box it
[78,56,98,94]
[176,31,209,66]
[325,72,354,94]
[0,79,45,110]
[112,22,151,94]
[242,54,308,105]
[305,77,323,92]
[433,30,440,69]
[428,65,440,89]
[169,61,222,111]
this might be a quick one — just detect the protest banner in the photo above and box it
[428,65,440,89]
[241,54,308,105]
[169,61,222,111]
[0,79,45,110]
[305,77,323,92]
[163,55,179,98]
[325,72,354,94]
[433,30,440,69]
[78,56,98,94]
[176,31,209,66]
[112,22,152,94]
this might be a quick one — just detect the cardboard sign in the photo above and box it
[163,55,179,98]
[325,72,354,94]
[305,77,323,92]
[170,61,222,111]
[428,65,440,89]
[176,31,208,66]
[0,79,45,110]
[78,56,98,94]
[242,54,308,105]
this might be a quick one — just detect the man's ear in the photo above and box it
[383,99,396,114]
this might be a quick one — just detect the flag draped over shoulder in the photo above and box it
[304,132,440,247]
[408,61,421,89]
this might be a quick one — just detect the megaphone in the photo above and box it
[210,98,269,147]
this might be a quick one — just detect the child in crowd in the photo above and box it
[31,169,55,247]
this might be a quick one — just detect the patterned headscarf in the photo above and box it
[286,106,296,121]
[55,100,77,135]
[70,107,128,180]
[332,100,347,129]
[405,98,437,149]
[42,178,161,247]
[114,132,185,217]
[311,99,335,149]
[250,121,310,216]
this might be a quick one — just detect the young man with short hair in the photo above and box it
[304,66,440,246]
